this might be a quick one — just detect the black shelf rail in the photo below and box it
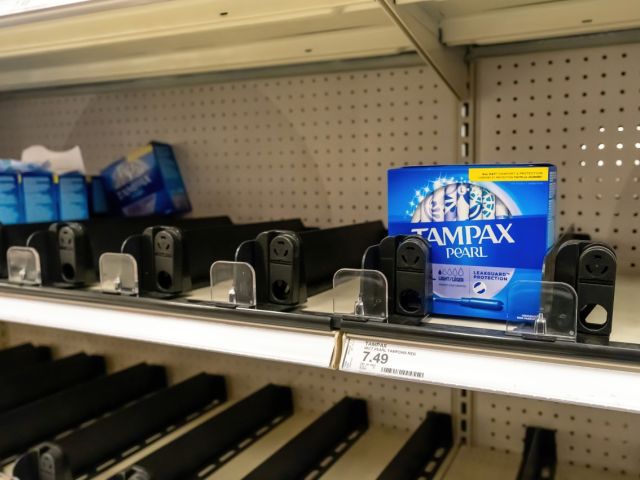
[13,373,227,480]
[516,427,557,480]
[243,397,369,480]
[0,353,105,414]
[115,384,293,480]
[377,411,453,480]
[0,363,166,461]
[0,343,51,374]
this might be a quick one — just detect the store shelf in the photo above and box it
[378,0,640,99]
[0,0,413,91]
[340,331,640,414]
[388,0,640,48]
[2,271,640,413]
[1,1,637,101]
[0,286,337,369]
[394,274,640,356]
[431,0,640,46]
[337,274,640,413]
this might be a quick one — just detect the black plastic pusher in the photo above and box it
[236,221,387,309]
[544,231,616,339]
[20,215,232,286]
[363,235,432,321]
[121,219,307,296]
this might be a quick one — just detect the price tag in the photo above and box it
[341,338,427,380]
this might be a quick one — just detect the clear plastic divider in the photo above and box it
[99,253,139,295]
[333,268,388,321]
[506,280,578,342]
[7,246,41,286]
[210,261,256,308]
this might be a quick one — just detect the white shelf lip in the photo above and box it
[341,334,640,413]
[0,294,337,369]
[439,0,640,46]
[0,0,414,91]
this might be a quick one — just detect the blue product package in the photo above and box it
[0,159,59,224]
[388,164,557,321]
[21,169,58,223]
[100,142,191,217]
[88,175,114,216]
[0,170,23,225]
[56,172,89,221]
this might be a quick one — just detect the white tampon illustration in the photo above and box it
[495,198,510,218]
[482,190,496,219]
[411,193,433,222]
[456,184,469,221]
[431,187,445,222]
[469,185,483,220]
[444,183,458,221]
[411,206,421,223]
[421,193,433,222]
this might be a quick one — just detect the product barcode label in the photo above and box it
[340,337,429,382]
[380,367,425,378]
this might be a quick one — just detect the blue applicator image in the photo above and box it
[434,297,504,311]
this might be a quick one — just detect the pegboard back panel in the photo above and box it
[473,391,640,477]
[0,64,458,227]
[4,323,451,432]
[475,43,640,272]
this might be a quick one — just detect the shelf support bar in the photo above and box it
[377,0,468,100]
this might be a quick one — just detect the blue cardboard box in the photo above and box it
[0,160,58,224]
[56,172,89,221]
[388,164,556,321]
[88,175,115,217]
[100,142,191,217]
[0,166,22,225]
[21,168,58,223]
